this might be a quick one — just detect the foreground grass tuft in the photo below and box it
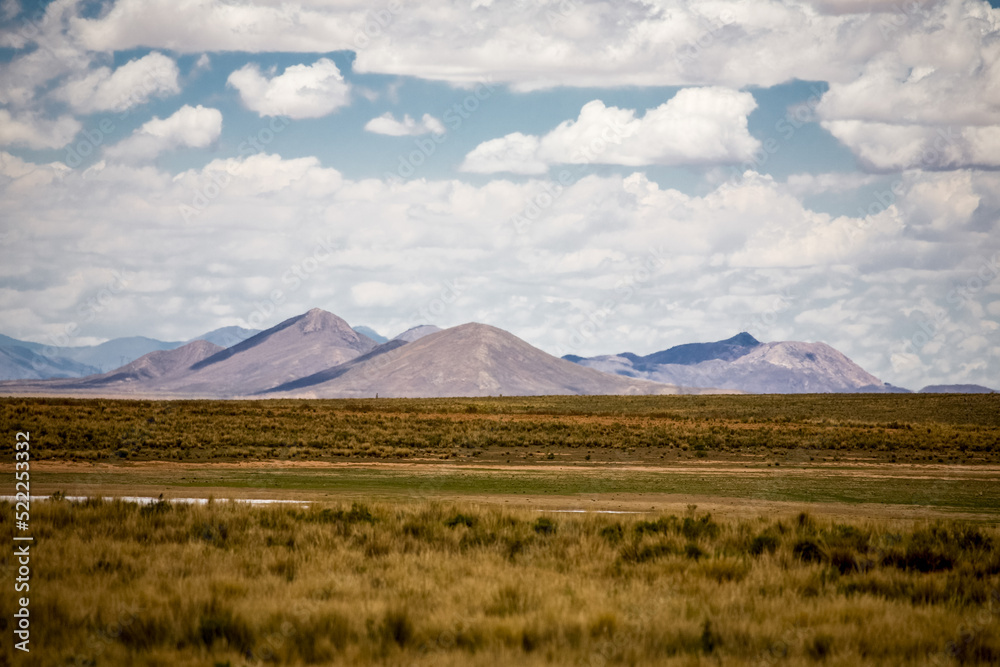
[1,499,998,665]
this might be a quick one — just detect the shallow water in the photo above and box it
[2,495,310,506]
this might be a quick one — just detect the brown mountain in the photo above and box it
[570,338,887,393]
[0,339,223,397]
[158,308,378,396]
[263,322,725,398]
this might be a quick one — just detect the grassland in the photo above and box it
[2,394,999,464]
[2,394,999,664]
[1,498,997,666]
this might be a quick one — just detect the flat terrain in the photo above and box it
[1,394,998,665]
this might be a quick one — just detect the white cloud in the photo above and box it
[70,0,361,53]
[461,89,759,173]
[821,121,1000,171]
[105,105,222,162]
[52,52,180,114]
[814,2,1000,170]
[461,132,547,175]
[782,172,882,197]
[352,281,435,307]
[364,112,446,137]
[59,0,983,92]
[0,109,80,149]
[226,58,350,119]
[2,159,999,390]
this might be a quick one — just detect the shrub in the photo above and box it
[681,514,720,540]
[444,513,476,528]
[808,633,834,660]
[600,523,625,543]
[379,608,414,648]
[750,533,780,556]
[533,517,556,535]
[793,539,825,564]
[685,542,705,560]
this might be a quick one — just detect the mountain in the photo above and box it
[59,336,186,372]
[0,325,259,381]
[63,341,223,391]
[567,335,887,394]
[353,326,388,344]
[393,325,442,343]
[158,308,379,396]
[0,345,100,380]
[263,322,720,398]
[0,312,925,398]
[0,309,379,397]
[264,339,409,394]
[636,332,761,368]
[0,333,182,379]
[919,384,996,393]
[0,340,224,396]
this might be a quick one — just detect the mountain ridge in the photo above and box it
[566,334,888,394]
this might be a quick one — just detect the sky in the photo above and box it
[0,0,998,390]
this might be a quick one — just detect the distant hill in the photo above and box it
[264,322,719,398]
[919,384,996,393]
[0,325,261,381]
[171,309,379,396]
[0,333,184,378]
[0,345,100,380]
[637,332,762,368]
[4,310,984,398]
[353,326,388,344]
[1,340,224,396]
[392,325,442,343]
[63,341,223,390]
[566,334,888,394]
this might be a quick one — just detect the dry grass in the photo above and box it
[2,498,997,666]
[2,394,998,465]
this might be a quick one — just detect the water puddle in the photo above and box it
[2,495,309,506]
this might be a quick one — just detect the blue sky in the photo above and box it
[1,0,999,389]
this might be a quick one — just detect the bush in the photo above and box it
[750,533,780,556]
[533,517,556,535]
[600,523,625,543]
[793,539,825,564]
[445,513,476,528]
[681,514,720,540]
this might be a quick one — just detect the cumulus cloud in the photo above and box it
[461,132,547,175]
[226,58,350,119]
[0,109,81,149]
[364,112,446,136]
[3,147,997,387]
[814,2,1000,170]
[820,122,1000,171]
[52,52,180,114]
[462,89,759,173]
[58,0,984,93]
[104,105,222,162]
[70,0,361,53]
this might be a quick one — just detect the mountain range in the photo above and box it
[563,333,893,394]
[0,309,710,398]
[0,309,993,397]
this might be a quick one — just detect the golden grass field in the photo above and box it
[1,394,998,665]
